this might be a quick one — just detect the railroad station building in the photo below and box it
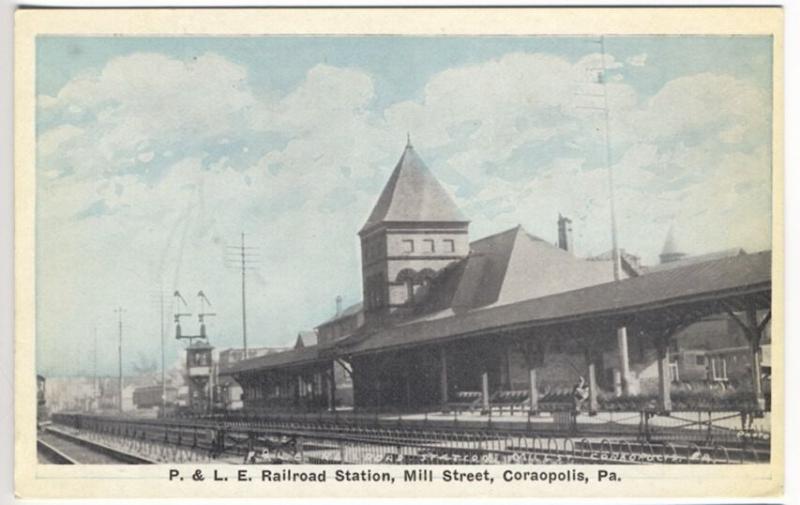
[222,140,771,415]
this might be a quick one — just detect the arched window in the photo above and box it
[419,268,436,285]
[396,269,419,305]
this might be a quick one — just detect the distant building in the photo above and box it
[316,302,364,344]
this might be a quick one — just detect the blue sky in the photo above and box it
[35,36,773,376]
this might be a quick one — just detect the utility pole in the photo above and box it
[114,307,125,413]
[240,233,247,354]
[160,290,166,417]
[93,326,98,411]
[226,233,258,358]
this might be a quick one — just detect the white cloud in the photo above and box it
[626,53,648,67]
[38,124,84,157]
[628,72,769,142]
[38,52,259,180]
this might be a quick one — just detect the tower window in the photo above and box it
[402,239,414,253]
[422,239,435,252]
[443,239,455,253]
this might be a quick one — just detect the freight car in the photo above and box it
[133,385,178,411]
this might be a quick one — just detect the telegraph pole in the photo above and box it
[114,307,125,413]
[226,233,258,357]
[93,326,98,411]
[160,290,166,417]
[240,233,247,354]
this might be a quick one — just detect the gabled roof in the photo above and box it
[360,142,468,234]
[415,225,619,314]
[316,302,363,328]
[294,330,318,349]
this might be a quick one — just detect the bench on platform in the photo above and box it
[487,390,530,415]
[537,387,574,413]
[447,391,482,413]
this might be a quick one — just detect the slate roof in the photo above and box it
[413,225,619,314]
[346,250,771,355]
[360,142,468,234]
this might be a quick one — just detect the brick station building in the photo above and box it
[223,140,771,415]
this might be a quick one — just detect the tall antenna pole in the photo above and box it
[114,307,125,413]
[599,35,621,281]
[241,232,248,355]
[597,35,631,394]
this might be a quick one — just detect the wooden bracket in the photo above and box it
[335,358,353,378]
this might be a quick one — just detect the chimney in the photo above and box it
[557,214,574,254]
[335,295,343,317]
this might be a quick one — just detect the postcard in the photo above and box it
[14,6,784,499]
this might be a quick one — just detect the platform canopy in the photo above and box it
[343,250,772,355]
[223,250,771,373]
[221,345,321,376]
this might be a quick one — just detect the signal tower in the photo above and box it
[173,290,216,414]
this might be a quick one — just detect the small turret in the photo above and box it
[659,224,687,264]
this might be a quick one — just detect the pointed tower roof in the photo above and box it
[661,224,683,256]
[659,224,687,264]
[360,140,468,234]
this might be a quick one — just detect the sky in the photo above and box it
[35,35,773,377]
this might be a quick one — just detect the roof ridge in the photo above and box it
[469,225,524,246]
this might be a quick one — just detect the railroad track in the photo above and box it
[50,412,769,465]
[38,428,155,464]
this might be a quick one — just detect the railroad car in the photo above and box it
[37,374,49,429]
[133,384,178,410]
